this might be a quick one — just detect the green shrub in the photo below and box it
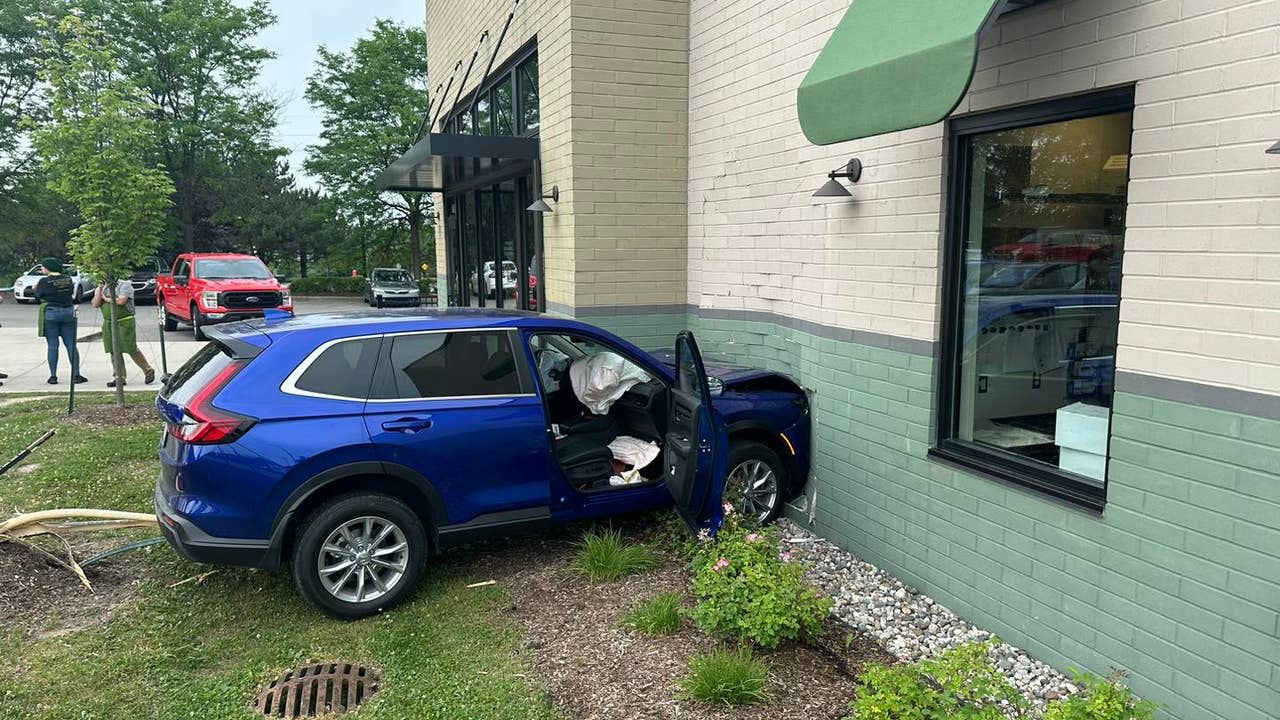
[1043,670,1156,720]
[287,276,364,295]
[688,508,830,648]
[848,641,1027,720]
[622,592,684,635]
[679,646,770,706]
[572,527,657,582]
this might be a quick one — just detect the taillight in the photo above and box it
[168,360,256,444]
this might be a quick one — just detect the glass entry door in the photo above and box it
[446,175,541,311]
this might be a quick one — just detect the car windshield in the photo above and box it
[983,264,1046,288]
[196,258,271,280]
[373,270,412,283]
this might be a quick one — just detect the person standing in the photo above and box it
[34,257,87,385]
[91,277,154,387]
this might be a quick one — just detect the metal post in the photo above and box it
[67,309,76,416]
[157,303,169,375]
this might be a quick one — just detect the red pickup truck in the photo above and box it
[157,253,293,340]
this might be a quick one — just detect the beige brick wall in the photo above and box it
[426,0,690,310]
[687,0,1280,396]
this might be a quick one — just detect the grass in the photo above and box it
[679,646,771,706]
[621,592,684,635]
[571,527,658,582]
[0,395,562,720]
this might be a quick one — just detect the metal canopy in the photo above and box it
[377,133,540,192]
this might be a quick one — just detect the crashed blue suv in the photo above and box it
[155,310,810,617]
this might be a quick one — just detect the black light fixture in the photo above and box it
[813,159,863,197]
[527,184,559,213]
[1268,141,1280,155]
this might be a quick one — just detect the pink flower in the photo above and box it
[745,533,760,542]
[713,557,730,572]
[722,501,734,515]
[780,551,793,562]
[696,528,711,543]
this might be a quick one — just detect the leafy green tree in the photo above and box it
[105,0,278,253]
[305,19,432,278]
[33,12,174,407]
[0,0,62,198]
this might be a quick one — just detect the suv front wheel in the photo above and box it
[291,492,427,619]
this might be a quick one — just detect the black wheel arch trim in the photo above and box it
[265,461,449,567]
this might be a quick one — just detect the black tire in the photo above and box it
[162,302,177,331]
[291,492,428,619]
[725,441,788,526]
[375,295,384,309]
[191,305,207,341]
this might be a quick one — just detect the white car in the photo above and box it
[11,264,92,304]
[471,260,519,298]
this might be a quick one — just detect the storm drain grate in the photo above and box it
[254,663,381,718]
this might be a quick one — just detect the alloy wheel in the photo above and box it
[726,459,779,525]
[317,515,409,604]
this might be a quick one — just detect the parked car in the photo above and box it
[469,260,519,298]
[363,268,421,308]
[127,256,166,305]
[11,264,92,304]
[990,229,1116,263]
[156,253,293,340]
[154,310,810,617]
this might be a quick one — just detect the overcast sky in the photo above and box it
[255,0,426,188]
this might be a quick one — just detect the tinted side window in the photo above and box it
[383,331,523,399]
[163,343,233,406]
[294,337,381,399]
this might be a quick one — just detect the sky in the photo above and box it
[254,0,426,188]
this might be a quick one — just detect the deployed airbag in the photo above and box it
[568,352,651,415]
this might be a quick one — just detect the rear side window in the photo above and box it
[377,331,524,399]
[164,343,234,406]
[292,337,381,399]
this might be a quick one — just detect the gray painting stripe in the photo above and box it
[1115,371,1280,422]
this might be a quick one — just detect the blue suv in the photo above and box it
[155,310,810,617]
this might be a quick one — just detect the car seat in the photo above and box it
[555,434,615,490]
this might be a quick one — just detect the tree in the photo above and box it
[33,12,174,407]
[106,0,277,253]
[305,19,433,278]
[0,0,61,199]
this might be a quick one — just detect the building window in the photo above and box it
[934,88,1134,510]
[475,92,491,135]
[494,77,514,135]
[518,57,539,134]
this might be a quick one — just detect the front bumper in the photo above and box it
[199,307,294,324]
[374,293,421,306]
[154,482,275,569]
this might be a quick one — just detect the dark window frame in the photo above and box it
[930,86,1136,512]
[445,44,538,139]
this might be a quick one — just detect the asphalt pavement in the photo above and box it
[0,295,367,393]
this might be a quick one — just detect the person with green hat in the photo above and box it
[91,277,155,387]
[34,257,87,385]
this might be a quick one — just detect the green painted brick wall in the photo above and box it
[595,310,1279,720]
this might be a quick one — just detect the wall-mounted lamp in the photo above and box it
[526,184,559,213]
[813,159,863,198]
[1267,141,1280,155]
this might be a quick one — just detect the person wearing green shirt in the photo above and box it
[91,278,155,387]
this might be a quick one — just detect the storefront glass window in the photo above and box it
[519,58,539,134]
[938,90,1133,507]
[475,93,492,135]
[494,77,514,136]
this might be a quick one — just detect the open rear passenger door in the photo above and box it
[665,331,729,533]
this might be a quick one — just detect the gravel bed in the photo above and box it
[778,519,1078,712]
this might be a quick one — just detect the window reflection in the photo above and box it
[955,111,1131,486]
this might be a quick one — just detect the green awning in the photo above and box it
[797,0,1003,145]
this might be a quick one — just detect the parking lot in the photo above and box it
[0,295,367,393]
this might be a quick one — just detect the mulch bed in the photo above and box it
[0,537,144,637]
[67,402,160,429]
[453,526,894,720]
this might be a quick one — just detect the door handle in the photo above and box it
[381,417,433,433]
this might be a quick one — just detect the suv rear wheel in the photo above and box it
[291,492,427,619]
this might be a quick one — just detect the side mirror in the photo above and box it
[707,376,725,397]
[275,275,288,283]
[174,276,188,286]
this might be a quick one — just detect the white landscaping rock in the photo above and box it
[778,519,1078,712]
